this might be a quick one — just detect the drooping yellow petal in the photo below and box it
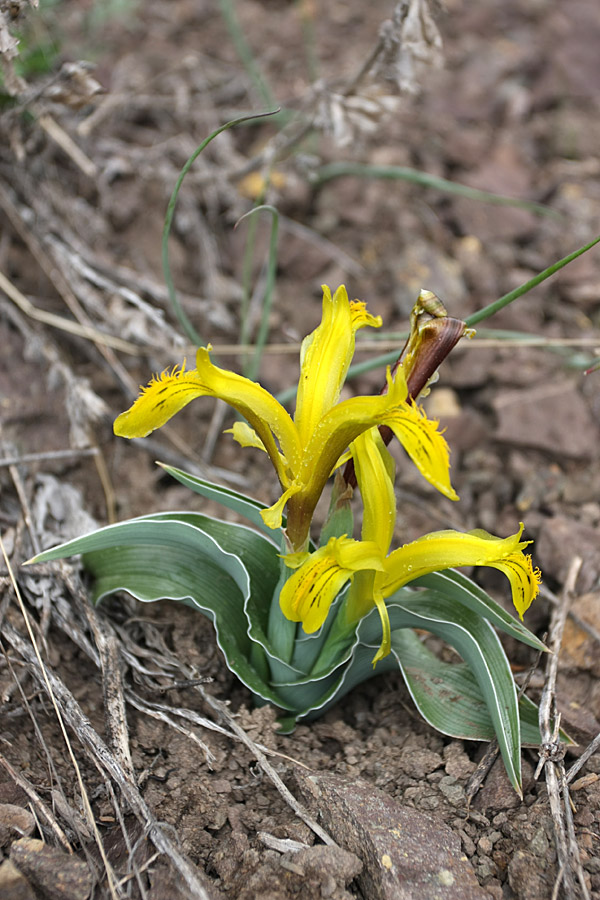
[346,569,392,665]
[294,285,382,446]
[371,589,392,664]
[351,428,396,552]
[382,524,540,617]
[114,362,210,438]
[381,368,457,501]
[485,553,541,619]
[280,536,384,633]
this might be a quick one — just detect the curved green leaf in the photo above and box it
[413,570,546,652]
[30,513,294,710]
[383,591,522,791]
[158,464,285,545]
[389,628,541,745]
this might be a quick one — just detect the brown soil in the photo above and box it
[2,1,600,898]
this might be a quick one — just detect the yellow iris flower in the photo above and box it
[280,427,541,664]
[114,285,457,550]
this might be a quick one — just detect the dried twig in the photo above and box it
[535,556,589,900]
[199,690,338,848]
[2,538,122,899]
[0,448,99,468]
[0,753,72,850]
[83,602,136,783]
[0,269,139,353]
[1,620,216,900]
[0,185,137,395]
[567,732,600,786]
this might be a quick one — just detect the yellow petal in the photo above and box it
[195,347,301,483]
[294,285,381,445]
[383,399,458,502]
[285,372,409,549]
[371,590,392,665]
[487,553,541,619]
[260,483,301,530]
[279,536,384,633]
[114,362,209,438]
[226,421,268,453]
[346,570,392,665]
[351,428,396,552]
[382,524,540,618]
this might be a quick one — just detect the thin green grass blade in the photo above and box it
[236,204,280,382]
[239,201,260,362]
[295,0,319,83]
[314,162,556,217]
[162,110,279,344]
[279,235,600,391]
[466,234,600,327]
[217,0,275,108]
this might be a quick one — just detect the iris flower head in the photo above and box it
[114,284,457,551]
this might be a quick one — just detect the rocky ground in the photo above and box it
[1,1,600,897]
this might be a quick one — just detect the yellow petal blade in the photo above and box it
[371,590,392,665]
[260,483,301,530]
[382,524,540,617]
[294,285,382,445]
[346,570,392,665]
[279,536,383,633]
[297,368,408,491]
[114,363,209,438]
[487,554,541,619]
[195,347,301,482]
[226,421,267,453]
[383,400,458,501]
[285,372,409,549]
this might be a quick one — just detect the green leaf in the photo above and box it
[389,628,541,746]
[30,512,295,711]
[314,162,555,217]
[413,570,547,652]
[158,464,285,545]
[356,590,524,792]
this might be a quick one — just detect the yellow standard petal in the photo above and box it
[344,429,397,662]
[382,524,541,618]
[280,536,384,633]
[285,371,409,549]
[294,285,382,446]
[351,428,396,552]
